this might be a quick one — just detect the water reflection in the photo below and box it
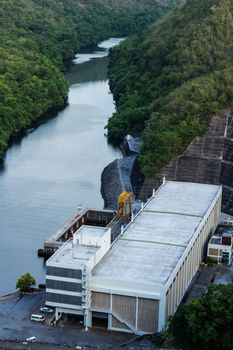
[67,56,109,85]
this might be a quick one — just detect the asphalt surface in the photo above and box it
[0,340,156,350]
[0,293,134,348]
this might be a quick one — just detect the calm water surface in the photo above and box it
[0,38,123,295]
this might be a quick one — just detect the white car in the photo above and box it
[40,306,53,313]
[26,336,37,343]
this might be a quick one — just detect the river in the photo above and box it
[0,38,124,296]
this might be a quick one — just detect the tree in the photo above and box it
[168,284,233,350]
[106,0,233,176]
[16,272,36,291]
[0,0,170,160]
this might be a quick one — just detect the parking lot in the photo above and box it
[0,292,133,348]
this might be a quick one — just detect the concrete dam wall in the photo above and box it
[140,108,233,215]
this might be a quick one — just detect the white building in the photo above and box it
[46,181,222,334]
[46,225,111,327]
[207,226,233,265]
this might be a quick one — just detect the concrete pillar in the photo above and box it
[84,310,92,330]
[188,253,192,282]
[108,314,111,330]
[158,296,166,332]
[110,292,113,312]
[170,283,174,316]
[135,297,138,329]
[55,309,62,321]
[174,276,178,309]
[87,310,92,328]
[108,292,113,330]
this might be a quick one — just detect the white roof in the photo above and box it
[145,181,219,217]
[48,239,98,270]
[47,226,108,270]
[78,225,107,238]
[93,181,221,286]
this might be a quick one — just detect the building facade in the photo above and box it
[207,225,233,265]
[46,225,111,327]
[46,181,222,334]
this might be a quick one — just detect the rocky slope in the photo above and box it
[140,108,233,215]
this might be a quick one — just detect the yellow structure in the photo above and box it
[116,191,132,222]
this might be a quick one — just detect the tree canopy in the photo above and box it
[0,0,178,159]
[168,284,233,350]
[16,272,36,291]
[106,0,233,175]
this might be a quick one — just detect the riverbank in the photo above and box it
[0,0,173,161]
[0,104,67,163]
[0,38,123,296]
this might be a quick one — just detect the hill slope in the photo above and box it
[107,0,233,175]
[0,0,179,158]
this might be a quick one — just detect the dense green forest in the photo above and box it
[166,284,233,350]
[107,0,233,175]
[0,0,179,159]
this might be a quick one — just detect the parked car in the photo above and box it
[40,306,53,313]
[26,336,37,342]
[31,314,45,322]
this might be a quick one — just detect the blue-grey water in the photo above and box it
[0,38,123,295]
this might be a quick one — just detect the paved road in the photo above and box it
[0,294,133,348]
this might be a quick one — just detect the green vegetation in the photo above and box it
[16,272,36,291]
[167,284,233,350]
[0,0,177,158]
[107,0,233,175]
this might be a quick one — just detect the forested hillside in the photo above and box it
[107,0,233,175]
[0,0,179,158]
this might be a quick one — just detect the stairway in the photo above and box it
[111,310,144,336]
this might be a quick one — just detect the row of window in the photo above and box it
[46,279,82,293]
[47,266,82,279]
[46,292,82,306]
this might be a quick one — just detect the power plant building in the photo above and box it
[46,181,222,334]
